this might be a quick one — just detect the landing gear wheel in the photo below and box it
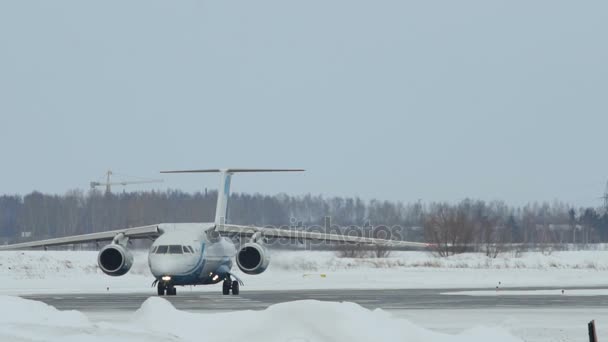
[222,280,230,295]
[167,286,177,296]
[157,284,165,296]
[231,281,240,295]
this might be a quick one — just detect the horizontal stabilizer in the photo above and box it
[161,169,305,173]
[161,168,304,225]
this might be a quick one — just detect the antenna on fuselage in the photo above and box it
[160,168,305,226]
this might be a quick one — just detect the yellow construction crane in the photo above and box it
[90,170,163,194]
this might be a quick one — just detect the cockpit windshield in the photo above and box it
[168,245,182,254]
[154,245,195,254]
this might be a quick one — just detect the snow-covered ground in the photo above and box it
[1,249,608,294]
[0,295,524,342]
[1,250,607,342]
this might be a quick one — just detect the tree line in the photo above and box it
[0,190,607,252]
[423,200,608,256]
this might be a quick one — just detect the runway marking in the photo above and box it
[442,289,608,297]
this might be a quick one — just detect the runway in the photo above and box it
[20,287,608,312]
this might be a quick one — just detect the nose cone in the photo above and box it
[149,260,172,277]
[149,255,194,277]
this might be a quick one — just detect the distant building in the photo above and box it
[535,224,582,231]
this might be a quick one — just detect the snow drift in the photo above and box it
[0,295,523,342]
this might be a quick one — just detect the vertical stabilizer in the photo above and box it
[215,170,232,225]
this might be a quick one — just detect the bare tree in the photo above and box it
[336,243,370,258]
[423,203,474,257]
[373,244,392,258]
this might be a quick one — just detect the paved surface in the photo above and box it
[20,287,608,312]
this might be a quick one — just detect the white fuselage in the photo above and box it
[147,223,237,285]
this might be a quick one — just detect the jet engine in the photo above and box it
[97,244,134,276]
[236,242,270,275]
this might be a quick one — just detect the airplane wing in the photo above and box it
[0,225,161,250]
[217,224,432,248]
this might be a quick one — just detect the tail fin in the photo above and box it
[160,169,304,225]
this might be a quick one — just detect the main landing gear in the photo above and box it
[157,282,177,296]
[222,276,240,295]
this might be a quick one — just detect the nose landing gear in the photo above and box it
[222,276,240,295]
[157,282,177,296]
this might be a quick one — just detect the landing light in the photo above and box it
[212,274,219,281]
[161,276,171,281]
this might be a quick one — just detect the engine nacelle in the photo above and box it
[236,243,270,275]
[97,244,134,276]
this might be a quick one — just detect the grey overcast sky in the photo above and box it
[0,1,606,206]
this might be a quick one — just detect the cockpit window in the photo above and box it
[154,245,193,254]
[168,245,183,254]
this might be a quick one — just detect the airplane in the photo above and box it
[0,169,431,296]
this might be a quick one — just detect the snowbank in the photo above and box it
[0,295,523,342]
[2,250,608,294]
[270,250,608,271]
[0,251,151,294]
